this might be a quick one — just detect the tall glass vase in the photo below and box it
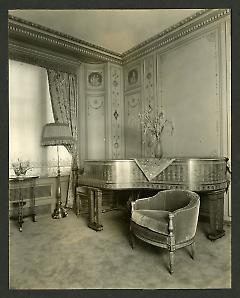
[154,140,163,159]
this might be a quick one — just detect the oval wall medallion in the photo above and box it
[128,97,139,108]
[89,97,104,110]
[88,72,103,87]
[146,72,152,79]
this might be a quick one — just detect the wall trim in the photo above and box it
[9,39,81,73]
[122,9,230,64]
[8,15,123,66]
[8,9,230,68]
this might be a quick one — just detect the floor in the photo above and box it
[9,210,231,289]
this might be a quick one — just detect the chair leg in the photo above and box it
[169,251,174,274]
[190,242,195,259]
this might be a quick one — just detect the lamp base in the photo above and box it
[52,206,68,219]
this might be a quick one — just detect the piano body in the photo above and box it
[77,157,229,240]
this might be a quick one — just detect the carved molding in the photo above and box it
[110,66,122,159]
[122,9,230,64]
[143,55,155,157]
[9,39,80,72]
[8,15,122,65]
[8,9,230,68]
[88,97,104,112]
[86,69,105,90]
[143,56,155,110]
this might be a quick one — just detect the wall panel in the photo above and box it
[157,28,220,157]
[107,64,124,159]
[86,94,105,159]
[79,62,124,161]
[124,92,142,158]
[142,54,157,157]
[84,64,106,160]
[123,17,231,220]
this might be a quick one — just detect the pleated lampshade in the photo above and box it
[41,123,74,146]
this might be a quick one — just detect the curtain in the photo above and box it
[47,68,78,208]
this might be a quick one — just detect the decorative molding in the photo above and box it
[143,55,155,157]
[143,56,155,109]
[8,15,122,65]
[122,9,230,64]
[77,178,227,191]
[8,9,230,67]
[88,97,104,112]
[110,66,122,159]
[206,31,217,43]
[9,39,80,73]
[86,70,105,90]
[124,62,142,91]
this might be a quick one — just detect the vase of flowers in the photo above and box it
[154,139,163,159]
[139,108,174,158]
[12,158,31,176]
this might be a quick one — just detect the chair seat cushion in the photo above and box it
[131,209,169,235]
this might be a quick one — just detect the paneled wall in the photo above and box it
[124,62,142,158]
[124,91,142,158]
[124,55,160,158]
[84,64,106,160]
[8,9,231,220]
[78,62,124,165]
[107,64,125,159]
[157,28,221,157]
[123,19,230,159]
[123,17,231,220]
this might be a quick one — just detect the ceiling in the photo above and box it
[9,9,202,54]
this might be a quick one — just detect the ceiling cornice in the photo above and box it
[122,8,230,64]
[9,39,81,73]
[8,9,230,68]
[8,14,123,65]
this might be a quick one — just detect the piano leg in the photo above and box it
[87,188,103,231]
[206,190,225,240]
[96,189,103,230]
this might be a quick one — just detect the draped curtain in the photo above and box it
[47,68,78,208]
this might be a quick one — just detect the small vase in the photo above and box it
[154,141,163,159]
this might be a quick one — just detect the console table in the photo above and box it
[9,175,39,232]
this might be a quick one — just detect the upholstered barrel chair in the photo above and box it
[130,190,200,274]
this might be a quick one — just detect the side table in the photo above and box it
[9,175,39,232]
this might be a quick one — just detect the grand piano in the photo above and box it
[77,157,230,240]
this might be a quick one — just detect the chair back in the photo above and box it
[131,190,200,244]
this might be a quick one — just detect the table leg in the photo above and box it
[18,187,24,232]
[31,182,37,222]
[96,189,103,230]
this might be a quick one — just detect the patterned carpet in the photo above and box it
[9,210,231,289]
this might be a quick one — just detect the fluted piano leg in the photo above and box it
[87,188,103,231]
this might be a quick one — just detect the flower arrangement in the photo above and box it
[139,108,174,158]
[139,108,174,142]
[12,159,31,176]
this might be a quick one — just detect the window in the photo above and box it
[9,60,71,177]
